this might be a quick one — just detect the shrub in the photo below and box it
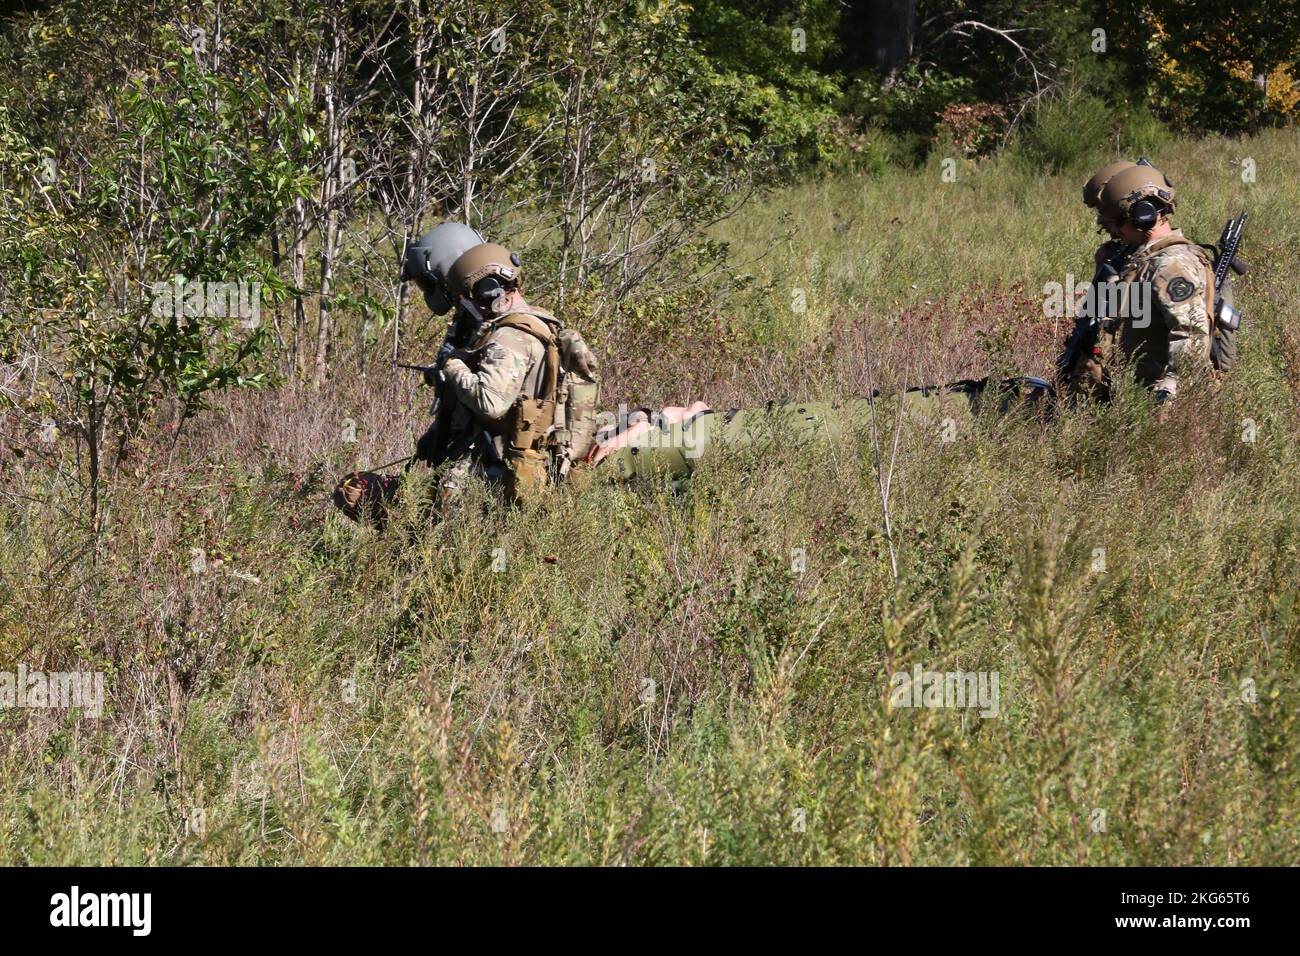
[1013,94,1115,174]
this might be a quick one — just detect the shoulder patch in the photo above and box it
[1167,277,1195,302]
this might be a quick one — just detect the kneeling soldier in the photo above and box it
[377,225,599,517]
[1093,161,1215,412]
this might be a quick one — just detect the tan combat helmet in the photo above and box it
[447,242,523,303]
[1098,161,1176,227]
[1082,161,1136,208]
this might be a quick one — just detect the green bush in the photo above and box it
[1112,105,1175,158]
[1013,94,1115,174]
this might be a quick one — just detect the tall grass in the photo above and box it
[1,128,1298,864]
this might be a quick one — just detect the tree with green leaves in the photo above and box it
[0,27,314,533]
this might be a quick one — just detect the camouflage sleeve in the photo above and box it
[443,326,540,421]
[1150,251,1211,398]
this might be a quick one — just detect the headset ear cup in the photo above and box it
[1130,199,1157,230]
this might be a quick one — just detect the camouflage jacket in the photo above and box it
[1115,229,1213,397]
[443,299,554,425]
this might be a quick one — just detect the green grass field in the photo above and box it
[2,129,1298,864]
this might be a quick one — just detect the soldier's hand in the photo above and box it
[443,356,470,378]
[558,329,599,381]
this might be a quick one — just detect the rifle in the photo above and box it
[400,300,483,468]
[395,361,438,383]
[1211,212,1247,331]
[1055,241,1129,377]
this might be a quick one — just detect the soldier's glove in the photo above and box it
[443,356,470,379]
[421,367,444,388]
[558,329,599,381]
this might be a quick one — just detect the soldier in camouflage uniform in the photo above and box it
[1093,162,1216,411]
[1061,160,1138,400]
[422,240,598,507]
[1082,161,1136,257]
[333,226,598,524]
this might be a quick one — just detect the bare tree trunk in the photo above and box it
[394,0,433,361]
[314,23,345,389]
[872,0,916,86]
[268,221,285,353]
[461,73,479,221]
[291,195,307,380]
[557,61,588,296]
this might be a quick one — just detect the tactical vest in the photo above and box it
[472,306,600,501]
